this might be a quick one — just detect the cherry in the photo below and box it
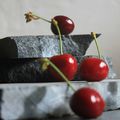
[79,57,109,82]
[70,87,105,118]
[48,54,78,81]
[51,15,75,35]
[24,12,74,35]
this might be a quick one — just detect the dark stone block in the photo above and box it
[0,34,100,59]
[0,34,101,83]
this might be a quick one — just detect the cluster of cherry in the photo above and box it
[25,12,109,119]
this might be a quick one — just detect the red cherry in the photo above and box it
[79,57,109,82]
[70,87,105,118]
[51,15,75,35]
[48,54,78,81]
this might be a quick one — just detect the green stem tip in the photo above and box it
[52,19,63,55]
[32,13,51,23]
[91,32,102,59]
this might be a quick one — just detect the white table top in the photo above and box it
[45,110,120,120]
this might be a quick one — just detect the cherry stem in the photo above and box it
[25,12,63,55]
[39,58,76,92]
[52,19,63,55]
[91,32,102,59]
[31,13,51,23]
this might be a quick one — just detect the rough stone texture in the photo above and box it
[0,34,98,59]
[0,34,118,119]
[0,56,116,83]
[0,79,120,119]
[104,57,117,79]
[0,34,117,83]
[0,34,102,83]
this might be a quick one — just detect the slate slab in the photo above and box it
[0,34,118,119]
[0,79,120,120]
[0,34,102,83]
[0,34,100,59]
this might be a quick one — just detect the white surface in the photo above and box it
[0,0,120,77]
[0,79,120,119]
[56,110,120,120]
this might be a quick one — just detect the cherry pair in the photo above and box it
[49,54,109,82]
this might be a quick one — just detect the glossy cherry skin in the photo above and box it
[48,54,78,81]
[70,87,105,118]
[79,57,109,82]
[51,15,75,35]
